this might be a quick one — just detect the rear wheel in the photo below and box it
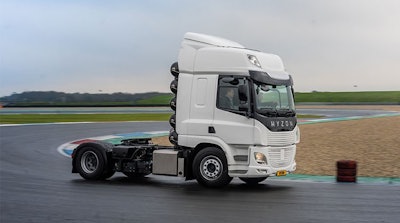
[75,147,106,180]
[193,147,232,187]
[101,160,116,179]
[239,177,268,185]
[101,170,116,179]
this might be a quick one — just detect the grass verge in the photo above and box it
[295,91,400,103]
[0,113,173,124]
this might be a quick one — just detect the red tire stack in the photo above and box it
[336,160,357,183]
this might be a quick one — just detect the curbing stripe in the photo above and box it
[299,113,400,125]
[272,174,400,185]
[57,131,169,158]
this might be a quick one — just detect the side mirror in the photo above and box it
[221,77,235,83]
[221,77,239,85]
[238,85,248,102]
[239,104,248,112]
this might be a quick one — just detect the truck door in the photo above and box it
[213,76,254,145]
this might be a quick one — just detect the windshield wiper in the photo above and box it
[277,109,296,117]
[259,108,278,117]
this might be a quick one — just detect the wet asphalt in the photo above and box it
[1,122,399,223]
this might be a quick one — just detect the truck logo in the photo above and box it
[270,120,294,128]
[258,116,297,131]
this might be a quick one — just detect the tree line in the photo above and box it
[0,91,172,107]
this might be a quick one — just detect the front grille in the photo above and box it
[267,147,295,168]
[266,131,296,146]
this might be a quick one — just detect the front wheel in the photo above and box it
[193,147,232,187]
[239,177,268,185]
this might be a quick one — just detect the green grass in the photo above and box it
[6,102,136,107]
[298,114,322,119]
[135,94,173,105]
[0,113,317,124]
[0,113,172,124]
[295,91,400,103]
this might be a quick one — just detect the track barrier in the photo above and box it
[336,160,357,183]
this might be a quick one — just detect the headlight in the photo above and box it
[254,152,267,165]
[247,55,261,68]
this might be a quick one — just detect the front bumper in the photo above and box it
[228,145,297,177]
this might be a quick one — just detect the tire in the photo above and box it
[337,168,357,176]
[193,147,232,187]
[75,147,106,180]
[101,160,116,179]
[337,160,357,169]
[337,175,357,183]
[101,170,116,179]
[239,177,268,185]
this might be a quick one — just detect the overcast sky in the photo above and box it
[1,0,399,96]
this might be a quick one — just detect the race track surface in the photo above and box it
[1,122,400,223]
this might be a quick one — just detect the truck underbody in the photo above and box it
[72,139,191,179]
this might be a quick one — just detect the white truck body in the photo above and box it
[72,32,299,187]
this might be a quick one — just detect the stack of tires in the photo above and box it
[336,160,357,183]
[169,62,179,146]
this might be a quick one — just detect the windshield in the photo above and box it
[254,83,295,117]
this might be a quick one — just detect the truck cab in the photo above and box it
[170,33,299,186]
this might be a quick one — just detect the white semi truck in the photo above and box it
[72,32,299,187]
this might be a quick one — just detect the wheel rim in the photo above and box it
[81,151,99,173]
[200,155,223,181]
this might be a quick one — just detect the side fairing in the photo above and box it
[175,73,218,144]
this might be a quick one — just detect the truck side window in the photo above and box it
[217,77,247,112]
